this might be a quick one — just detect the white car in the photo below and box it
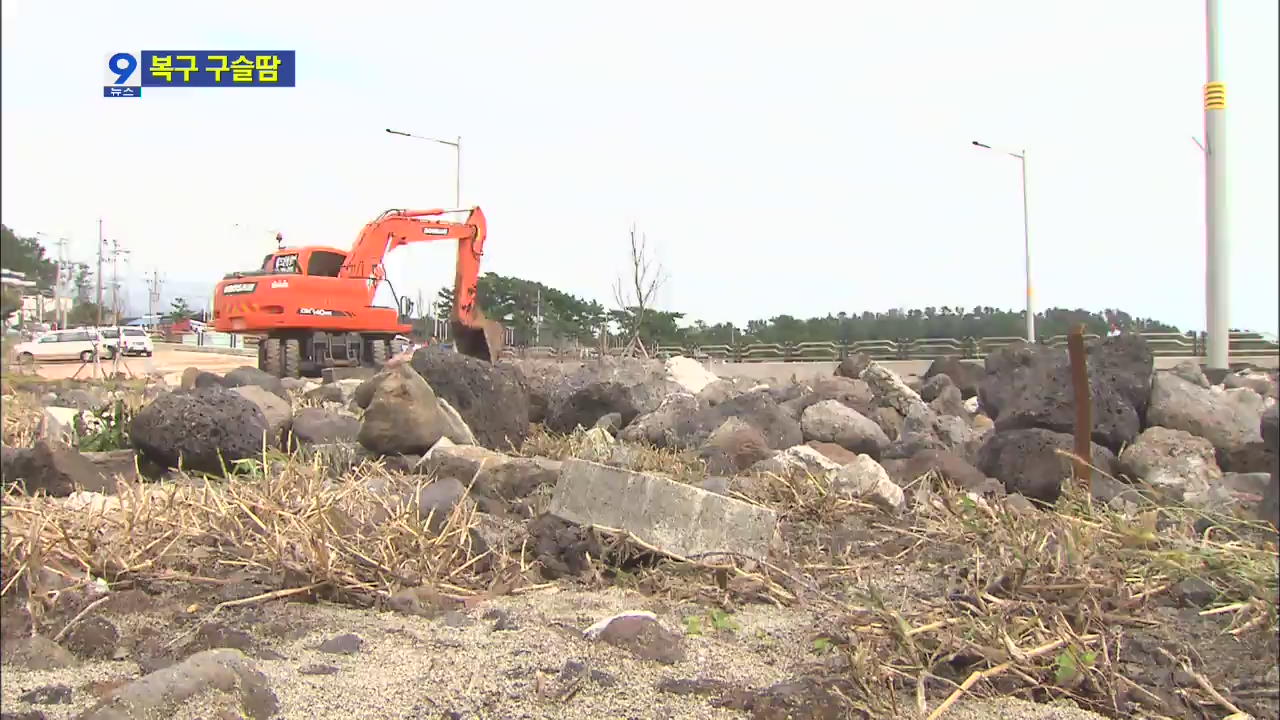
[11,328,104,363]
[99,326,155,357]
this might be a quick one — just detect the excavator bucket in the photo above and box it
[451,311,505,364]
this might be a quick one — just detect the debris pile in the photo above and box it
[1,339,1276,719]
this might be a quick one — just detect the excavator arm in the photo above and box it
[340,206,503,362]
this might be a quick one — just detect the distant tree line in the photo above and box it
[0,222,1186,341]
[2,225,113,325]
[425,271,1182,348]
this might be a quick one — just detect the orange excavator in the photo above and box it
[211,206,504,378]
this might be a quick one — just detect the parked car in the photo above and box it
[98,326,155,357]
[10,328,104,363]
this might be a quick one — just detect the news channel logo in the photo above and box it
[103,51,297,97]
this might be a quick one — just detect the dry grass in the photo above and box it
[804,473,1279,718]
[519,424,707,481]
[3,389,1276,717]
[1,388,43,447]
[0,449,512,630]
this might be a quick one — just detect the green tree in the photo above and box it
[425,272,1182,348]
[0,225,57,289]
[67,302,105,327]
[1,286,20,321]
[168,297,195,321]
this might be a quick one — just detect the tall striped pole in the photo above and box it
[1203,0,1229,369]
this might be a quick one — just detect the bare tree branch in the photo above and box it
[614,222,667,358]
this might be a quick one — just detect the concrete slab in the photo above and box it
[548,459,779,560]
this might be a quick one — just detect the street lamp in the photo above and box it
[385,128,462,208]
[1201,0,1229,369]
[972,140,1034,343]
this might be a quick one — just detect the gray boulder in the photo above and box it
[799,400,889,458]
[594,412,623,434]
[780,376,876,420]
[976,427,1118,505]
[229,385,292,448]
[55,387,109,411]
[357,365,449,456]
[1224,369,1278,399]
[918,373,955,403]
[419,444,560,512]
[883,404,984,462]
[619,393,701,448]
[929,384,969,419]
[697,417,773,475]
[1170,360,1210,388]
[304,378,362,406]
[410,347,530,452]
[831,455,905,512]
[1261,406,1279,528]
[880,448,993,492]
[544,359,681,433]
[860,362,927,417]
[696,378,740,407]
[978,335,1154,453]
[285,408,361,447]
[222,366,289,402]
[181,367,226,391]
[1147,373,1265,455]
[1118,426,1223,504]
[518,361,572,424]
[923,357,984,399]
[4,440,114,496]
[131,388,270,475]
[436,397,479,446]
[76,648,277,720]
[834,352,872,380]
[681,389,803,451]
[870,406,904,441]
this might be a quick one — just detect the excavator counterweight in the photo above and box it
[210,206,504,377]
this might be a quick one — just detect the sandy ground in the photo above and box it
[0,586,1110,720]
[4,345,253,381]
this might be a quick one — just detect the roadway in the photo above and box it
[8,342,1273,384]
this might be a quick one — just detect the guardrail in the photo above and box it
[173,330,1279,363]
[495,332,1279,362]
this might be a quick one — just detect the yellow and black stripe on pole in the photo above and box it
[1204,81,1226,111]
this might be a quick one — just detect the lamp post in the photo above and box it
[385,128,462,207]
[972,140,1034,343]
[1202,0,1229,369]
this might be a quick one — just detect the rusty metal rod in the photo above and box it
[1067,324,1092,492]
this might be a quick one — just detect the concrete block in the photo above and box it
[548,459,779,560]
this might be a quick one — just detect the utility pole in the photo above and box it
[1202,0,1229,369]
[95,219,105,326]
[108,238,130,324]
[971,140,1034,342]
[535,287,542,345]
[54,236,69,328]
[146,269,163,329]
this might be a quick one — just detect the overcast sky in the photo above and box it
[2,0,1276,334]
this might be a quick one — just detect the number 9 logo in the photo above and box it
[108,52,137,84]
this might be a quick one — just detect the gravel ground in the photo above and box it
[1,585,1113,720]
